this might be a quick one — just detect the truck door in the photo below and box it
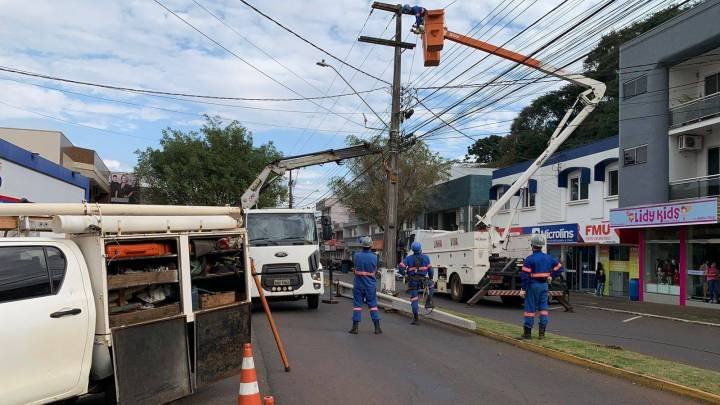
[0,245,91,404]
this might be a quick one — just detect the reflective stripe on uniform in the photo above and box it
[553,262,562,271]
[539,310,549,316]
[523,312,535,317]
[355,271,375,277]
[353,307,362,311]
[399,262,407,268]
[410,296,419,301]
[530,272,550,278]
[419,266,429,270]
[370,307,379,311]
[522,267,532,273]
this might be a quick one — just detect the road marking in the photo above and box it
[622,315,643,323]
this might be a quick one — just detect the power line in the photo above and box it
[0,65,385,102]
[235,0,391,85]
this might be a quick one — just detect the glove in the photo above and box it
[519,289,526,298]
[547,276,553,283]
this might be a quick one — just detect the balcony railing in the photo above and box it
[669,174,720,200]
[670,93,720,128]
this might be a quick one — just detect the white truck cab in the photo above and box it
[246,208,324,309]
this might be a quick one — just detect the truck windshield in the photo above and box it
[247,213,318,246]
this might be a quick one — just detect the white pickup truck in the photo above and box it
[0,204,252,404]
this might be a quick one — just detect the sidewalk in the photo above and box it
[572,293,720,325]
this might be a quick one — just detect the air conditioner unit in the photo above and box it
[678,134,702,152]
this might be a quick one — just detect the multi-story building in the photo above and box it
[0,127,111,202]
[491,136,638,296]
[316,197,351,262]
[612,0,720,307]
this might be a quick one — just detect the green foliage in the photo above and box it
[330,135,451,229]
[467,5,689,167]
[135,116,286,207]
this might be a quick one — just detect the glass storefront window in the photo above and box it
[646,228,681,241]
[646,243,680,295]
[688,243,714,301]
[689,224,720,239]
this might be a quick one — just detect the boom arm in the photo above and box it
[240,143,381,209]
[420,9,605,243]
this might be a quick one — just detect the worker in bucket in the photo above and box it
[349,236,382,335]
[402,4,427,34]
[519,234,564,339]
[398,241,434,325]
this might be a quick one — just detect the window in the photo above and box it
[521,189,536,208]
[425,212,439,229]
[623,75,647,99]
[496,186,511,210]
[569,176,588,201]
[0,247,52,303]
[623,145,647,166]
[609,246,629,261]
[706,72,720,96]
[607,169,619,197]
[45,247,67,292]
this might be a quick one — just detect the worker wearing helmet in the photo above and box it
[402,4,427,34]
[349,236,382,335]
[519,234,564,339]
[398,241,434,325]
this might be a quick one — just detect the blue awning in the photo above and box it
[594,158,619,181]
[558,167,590,188]
[489,184,509,200]
[513,179,538,195]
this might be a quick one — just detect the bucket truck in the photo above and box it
[401,8,606,303]
[241,144,382,308]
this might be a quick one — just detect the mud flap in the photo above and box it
[111,316,191,404]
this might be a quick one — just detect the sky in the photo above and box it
[0,0,687,207]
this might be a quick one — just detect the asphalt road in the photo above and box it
[333,271,720,372]
[251,299,695,405]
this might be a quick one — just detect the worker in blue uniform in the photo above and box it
[398,241,434,325]
[349,236,382,335]
[402,4,427,34]
[519,234,564,339]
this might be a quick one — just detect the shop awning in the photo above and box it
[513,179,538,195]
[558,167,590,188]
[489,184,510,200]
[594,158,619,181]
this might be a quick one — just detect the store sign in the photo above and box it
[579,222,620,244]
[522,223,578,243]
[610,198,718,228]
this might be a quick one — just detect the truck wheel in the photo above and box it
[307,294,320,310]
[500,296,523,307]
[450,274,464,302]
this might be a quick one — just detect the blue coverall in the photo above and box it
[409,5,426,27]
[352,248,380,323]
[521,251,564,329]
[398,253,434,316]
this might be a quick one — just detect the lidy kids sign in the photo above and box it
[610,198,718,228]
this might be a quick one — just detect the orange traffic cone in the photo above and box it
[263,396,275,405]
[238,343,262,405]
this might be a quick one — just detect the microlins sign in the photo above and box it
[609,198,718,228]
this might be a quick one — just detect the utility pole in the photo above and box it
[288,170,294,208]
[359,2,415,268]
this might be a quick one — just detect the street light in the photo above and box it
[316,60,389,131]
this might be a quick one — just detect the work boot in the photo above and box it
[373,319,383,334]
[348,321,359,334]
[539,326,546,340]
[519,326,532,339]
[411,314,419,325]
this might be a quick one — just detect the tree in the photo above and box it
[465,134,504,164]
[330,135,450,230]
[466,5,689,166]
[135,116,286,207]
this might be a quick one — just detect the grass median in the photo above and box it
[444,308,720,396]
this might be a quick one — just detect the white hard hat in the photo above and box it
[360,236,372,248]
[530,233,546,248]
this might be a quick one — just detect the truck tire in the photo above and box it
[307,294,320,310]
[450,274,464,302]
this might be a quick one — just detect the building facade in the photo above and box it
[491,136,638,295]
[613,1,720,307]
[0,137,89,203]
[0,128,110,202]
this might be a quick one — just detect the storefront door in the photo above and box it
[563,246,596,291]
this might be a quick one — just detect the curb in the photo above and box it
[578,304,720,328]
[466,322,720,404]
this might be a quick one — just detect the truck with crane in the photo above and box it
[400,8,606,304]
[241,144,381,308]
[0,203,252,404]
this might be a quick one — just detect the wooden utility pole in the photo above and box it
[359,2,415,268]
[288,170,294,208]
